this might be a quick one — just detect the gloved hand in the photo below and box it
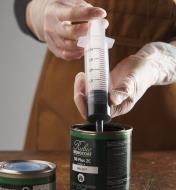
[26,0,107,60]
[74,42,176,118]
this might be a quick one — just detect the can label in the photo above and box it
[70,135,131,190]
[0,182,55,190]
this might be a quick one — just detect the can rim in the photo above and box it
[71,123,132,136]
[0,160,56,179]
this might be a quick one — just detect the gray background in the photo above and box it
[0,1,45,150]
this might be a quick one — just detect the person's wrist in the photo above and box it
[26,0,46,42]
[143,42,176,85]
[144,57,160,86]
[131,46,160,87]
[26,2,36,37]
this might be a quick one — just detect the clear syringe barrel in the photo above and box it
[78,19,114,123]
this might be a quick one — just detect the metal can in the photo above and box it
[0,160,56,190]
[70,123,132,190]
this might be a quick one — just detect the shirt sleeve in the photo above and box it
[14,0,42,41]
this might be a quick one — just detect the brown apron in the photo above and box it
[25,0,176,151]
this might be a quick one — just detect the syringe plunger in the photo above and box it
[89,19,105,36]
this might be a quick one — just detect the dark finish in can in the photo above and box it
[70,123,132,190]
[0,160,56,190]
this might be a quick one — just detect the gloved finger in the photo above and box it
[60,0,92,7]
[46,33,83,60]
[57,5,107,22]
[110,98,134,117]
[55,36,83,51]
[45,33,63,58]
[44,17,84,50]
[61,49,84,60]
[109,77,136,117]
[74,72,87,119]
[109,90,129,117]
[56,22,88,41]
[56,19,108,41]
[109,90,129,106]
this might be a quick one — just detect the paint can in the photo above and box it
[0,160,56,190]
[70,123,132,190]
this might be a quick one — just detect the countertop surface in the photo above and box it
[0,151,175,189]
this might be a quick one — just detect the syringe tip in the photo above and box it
[96,120,104,133]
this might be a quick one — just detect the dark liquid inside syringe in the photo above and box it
[87,90,111,132]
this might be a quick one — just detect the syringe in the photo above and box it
[78,19,115,132]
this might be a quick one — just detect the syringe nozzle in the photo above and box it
[96,120,104,133]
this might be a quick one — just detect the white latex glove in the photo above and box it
[27,0,107,60]
[74,42,176,118]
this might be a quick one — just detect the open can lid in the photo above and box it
[0,160,56,178]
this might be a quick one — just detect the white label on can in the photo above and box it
[33,183,54,190]
[72,164,98,174]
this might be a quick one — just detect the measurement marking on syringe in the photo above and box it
[100,76,107,78]
[89,79,101,82]
[98,79,106,82]
[89,58,103,61]
[89,69,101,72]
[99,70,106,72]
[100,72,107,75]
[100,71,106,73]
[94,47,102,49]
[99,67,105,70]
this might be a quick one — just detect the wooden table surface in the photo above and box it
[0,151,175,190]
